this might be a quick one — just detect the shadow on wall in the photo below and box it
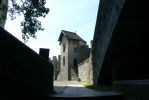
[92,0,148,85]
[0,27,54,99]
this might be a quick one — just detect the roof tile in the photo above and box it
[62,30,84,41]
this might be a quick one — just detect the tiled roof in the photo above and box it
[58,30,86,43]
[63,30,84,41]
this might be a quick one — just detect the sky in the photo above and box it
[5,0,99,58]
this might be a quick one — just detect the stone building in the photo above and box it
[57,30,90,81]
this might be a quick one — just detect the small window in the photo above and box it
[74,48,78,52]
[63,44,65,52]
[63,56,65,66]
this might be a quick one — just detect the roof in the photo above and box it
[58,30,86,43]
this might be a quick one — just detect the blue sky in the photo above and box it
[5,0,99,58]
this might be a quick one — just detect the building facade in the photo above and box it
[57,30,90,80]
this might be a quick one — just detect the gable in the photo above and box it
[58,30,86,44]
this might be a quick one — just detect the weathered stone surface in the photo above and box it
[78,58,92,83]
[52,56,60,80]
[92,0,126,85]
[102,0,148,81]
[92,0,148,85]
[78,41,93,84]
[57,35,69,80]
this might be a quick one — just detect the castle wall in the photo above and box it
[78,59,90,82]
[79,45,90,63]
[92,0,125,85]
[78,41,93,84]
[52,56,58,80]
[0,27,53,99]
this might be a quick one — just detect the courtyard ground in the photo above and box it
[51,81,123,98]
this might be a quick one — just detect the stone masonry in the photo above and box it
[52,56,60,80]
[78,41,93,84]
[92,0,126,85]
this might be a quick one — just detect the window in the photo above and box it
[74,59,78,74]
[74,47,78,52]
[63,56,65,66]
[63,44,65,52]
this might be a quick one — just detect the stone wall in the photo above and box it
[78,43,93,84]
[102,0,149,81]
[92,0,126,85]
[52,56,60,80]
[85,0,149,99]
[57,36,69,80]
[68,39,87,80]
[79,45,90,63]
[78,59,90,82]
[0,27,53,99]
[92,0,148,86]
[68,39,80,80]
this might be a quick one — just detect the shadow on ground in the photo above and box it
[50,85,123,100]
[54,86,68,94]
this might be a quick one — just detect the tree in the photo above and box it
[0,0,49,42]
[0,0,8,27]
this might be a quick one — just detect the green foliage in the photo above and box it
[8,0,49,42]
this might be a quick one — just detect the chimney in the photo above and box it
[39,48,50,60]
